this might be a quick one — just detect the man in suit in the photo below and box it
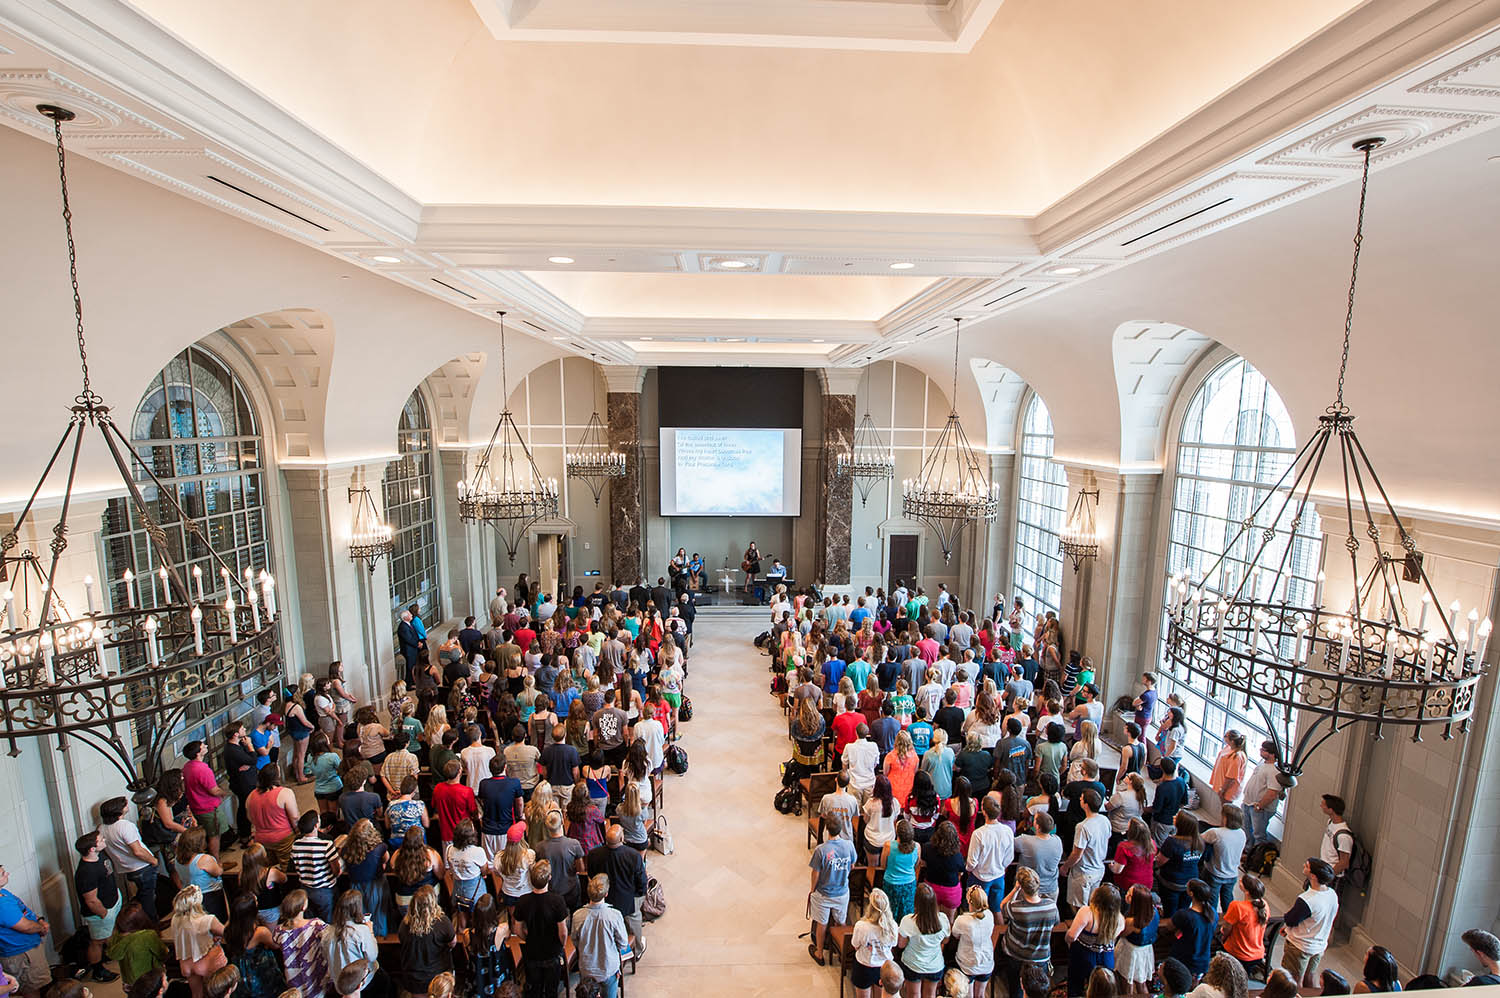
[651,578,672,614]
[629,577,650,609]
[585,824,650,958]
[397,610,422,685]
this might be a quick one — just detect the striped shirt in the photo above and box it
[381,750,419,791]
[1000,895,1059,962]
[290,835,337,889]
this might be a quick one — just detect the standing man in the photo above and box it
[591,691,630,769]
[181,740,230,858]
[1240,740,1282,854]
[1059,789,1109,912]
[99,796,159,918]
[488,587,508,626]
[676,591,696,640]
[397,610,422,684]
[585,825,650,959]
[806,813,858,966]
[1319,794,1354,882]
[966,797,1015,911]
[538,812,586,911]
[0,865,52,998]
[840,723,879,805]
[1280,859,1340,987]
[514,861,569,998]
[72,831,120,982]
[222,721,260,846]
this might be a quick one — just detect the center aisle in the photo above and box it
[632,611,845,997]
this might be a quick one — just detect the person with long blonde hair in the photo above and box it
[789,697,826,780]
[496,823,535,905]
[1068,720,1102,782]
[524,783,559,850]
[951,885,995,997]
[851,889,899,998]
[1067,884,1124,997]
[170,886,227,998]
[422,705,449,751]
[395,886,454,997]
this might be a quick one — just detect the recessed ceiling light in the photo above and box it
[552,335,568,341]
[640,337,654,341]
[812,339,825,343]
[1048,265,1084,276]
[896,339,913,345]
[548,256,575,264]
[889,262,916,270]
[724,337,743,342]
[371,254,402,264]
[718,260,749,269]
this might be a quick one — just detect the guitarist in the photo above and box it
[742,541,762,592]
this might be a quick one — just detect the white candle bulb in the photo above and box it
[1382,625,1397,677]
[1466,609,1480,657]
[1338,621,1352,672]
[226,598,237,643]
[1314,571,1326,608]
[2,591,14,631]
[1450,600,1462,632]
[122,569,136,609]
[1418,592,1431,633]
[1477,619,1493,665]
[1294,619,1309,664]
[158,567,170,601]
[94,625,108,678]
[191,605,204,655]
[39,630,54,685]
[83,575,97,615]
[1216,600,1229,641]
[1421,635,1434,680]
[192,566,204,602]
[143,616,160,667]
[248,587,261,629]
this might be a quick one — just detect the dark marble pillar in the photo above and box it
[606,390,642,583]
[820,393,856,585]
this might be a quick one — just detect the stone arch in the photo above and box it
[415,353,488,447]
[1111,320,1217,466]
[218,307,336,462]
[969,357,1029,452]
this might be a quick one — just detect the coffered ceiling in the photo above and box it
[1,0,1498,368]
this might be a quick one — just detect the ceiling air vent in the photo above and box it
[523,321,546,332]
[205,176,330,232]
[984,287,1028,307]
[1121,197,1233,247]
[430,279,476,300]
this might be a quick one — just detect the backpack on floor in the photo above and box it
[771,672,788,695]
[774,784,803,816]
[666,744,689,775]
[641,876,667,920]
[677,697,693,723]
[1246,840,1280,877]
[650,815,675,856]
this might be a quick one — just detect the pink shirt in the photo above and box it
[915,639,941,665]
[182,759,221,814]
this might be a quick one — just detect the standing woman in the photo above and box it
[496,824,536,907]
[883,730,919,811]
[951,886,996,998]
[306,733,342,817]
[387,825,442,918]
[1155,706,1187,768]
[444,819,492,923]
[920,729,954,801]
[1117,723,1146,778]
[1106,774,1148,851]
[463,894,510,998]
[941,776,978,856]
[858,675,885,728]
[283,677,315,783]
[862,774,898,868]
[879,819,920,923]
[354,707,390,767]
[789,699,827,783]
[338,819,388,937]
[850,888,899,998]
[327,662,357,736]
[1353,947,1402,995]
[1114,884,1159,996]
[172,827,228,921]
[1107,818,1156,899]
[395,885,455,998]
[170,886,227,998]
[222,895,285,998]
[919,820,965,926]
[311,678,340,744]
[247,766,300,869]
[1217,874,1268,979]
[896,883,950,998]
[742,541,761,592]
[321,891,379,998]
[904,770,942,844]
[273,891,328,998]
[1067,884,1124,998]
[236,843,287,926]
[1155,813,1205,917]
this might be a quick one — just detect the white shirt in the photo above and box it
[966,821,1015,881]
[1072,813,1111,879]
[636,717,666,773]
[1321,820,1352,868]
[953,910,996,976]
[842,739,879,794]
[1242,762,1280,812]
[1283,885,1339,954]
[461,744,496,792]
[100,819,152,873]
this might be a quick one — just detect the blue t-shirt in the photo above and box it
[478,776,525,836]
[250,729,274,769]
[871,717,900,758]
[1158,836,1204,889]
[908,721,933,757]
[810,837,858,897]
[0,890,40,957]
[845,659,872,694]
[1170,907,1217,976]
[849,608,870,629]
[1135,689,1158,726]
[821,659,846,694]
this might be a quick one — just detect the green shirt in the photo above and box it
[107,929,166,985]
[431,746,460,781]
[401,716,423,753]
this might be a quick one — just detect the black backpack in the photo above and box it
[1246,840,1279,877]
[666,744,689,775]
[677,697,693,723]
[774,785,803,815]
[1334,827,1374,893]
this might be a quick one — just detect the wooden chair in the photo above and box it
[507,933,576,998]
[807,811,824,849]
[800,771,838,813]
[827,923,856,998]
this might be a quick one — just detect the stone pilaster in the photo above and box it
[820,393,856,585]
[604,367,645,584]
[437,449,485,621]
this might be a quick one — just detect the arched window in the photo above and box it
[102,345,271,608]
[385,390,440,631]
[1012,394,1068,637]
[1159,356,1322,765]
[101,345,272,749]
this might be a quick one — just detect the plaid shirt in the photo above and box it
[381,749,418,790]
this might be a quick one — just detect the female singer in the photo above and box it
[742,541,762,592]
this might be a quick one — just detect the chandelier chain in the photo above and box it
[50,114,94,405]
[498,311,509,405]
[1335,140,1376,411]
[950,317,961,413]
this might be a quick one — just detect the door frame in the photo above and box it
[876,516,926,592]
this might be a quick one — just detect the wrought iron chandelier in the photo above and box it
[457,311,559,562]
[347,486,394,573]
[564,411,626,505]
[901,317,998,562]
[836,366,895,506]
[1059,471,1100,572]
[1160,137,1487,786]
[0,105,284,792]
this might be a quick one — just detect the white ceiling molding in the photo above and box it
[465,0,1004,53]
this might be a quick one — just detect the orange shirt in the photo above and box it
[1220,899,1266,962]
[1210,749,1248,802]
[884,750,918,809]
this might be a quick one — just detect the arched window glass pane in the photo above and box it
[1012,395,1068,637]
[1159,356,1322,767]
[101,344,271,751]
[385,391,441,631]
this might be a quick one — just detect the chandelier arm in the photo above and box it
[35,415,88,628]
[1247,693,1295,773]
[47,112,94,400]
[59,721,141,788]
[1267,427,1336,597]
[1336,427,1363,617]
[1344,452,1402,619]
[1335,141,1376,410]
[1235,440,1322,601]
[949,318,961,415]
[2,421,81,552]
[101,421,232,599]
[1345,428,1464,647]
[1189,425,1325,598]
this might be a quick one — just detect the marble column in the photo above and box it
[818,371,860,586]
[604,366,646,584]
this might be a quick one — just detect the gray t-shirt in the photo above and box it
[1201,826,1247,881]
[810,837,859,897]
[538,835,585,900]
[1014,833,1064,898]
